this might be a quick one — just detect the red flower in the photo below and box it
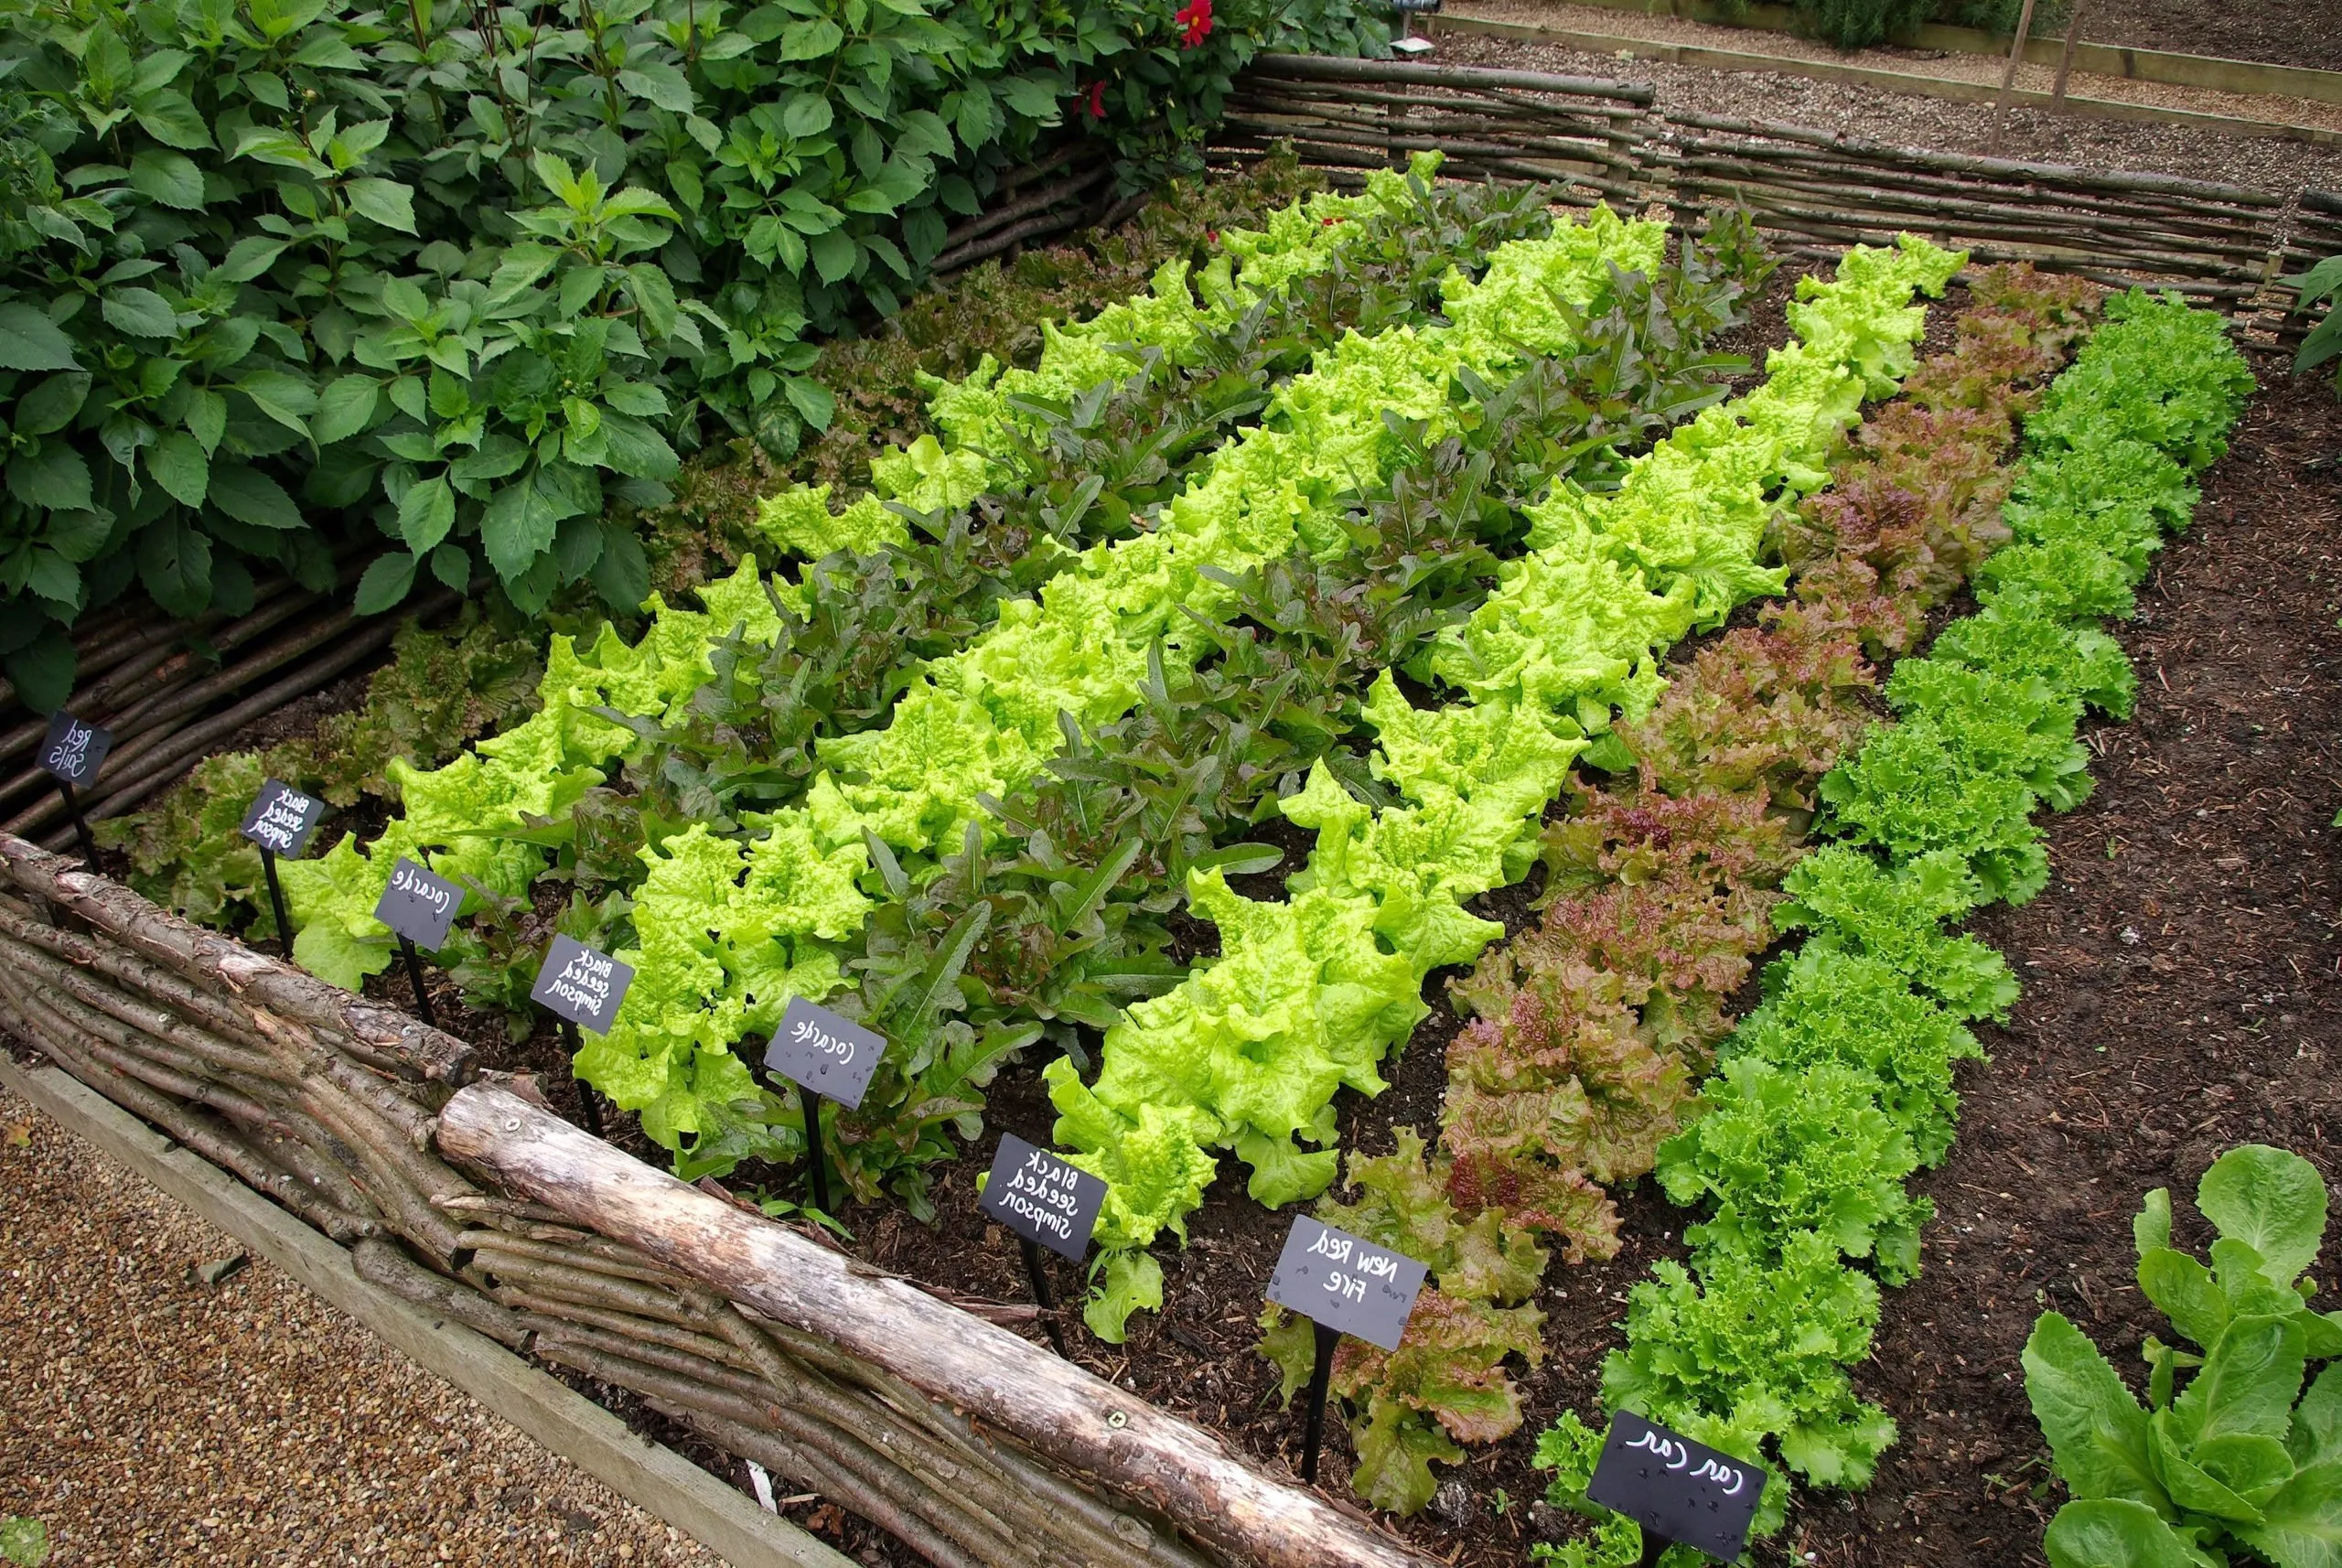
[1176,0,1211,48]
[1082,80,1106,119]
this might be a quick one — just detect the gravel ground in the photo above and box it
[1433,8,2342,193]
[1449,0,2342,132]
[0,1084,735,1568]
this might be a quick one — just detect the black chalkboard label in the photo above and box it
[239,778,326,858]
[1264,1215,1427,1352]
[39,712,111,787]
[371,856,463,950]
[980,1133,1107,1262]
[530,934,634,1033]
[762,994,886,1111]
[1585,1411,1767,1563]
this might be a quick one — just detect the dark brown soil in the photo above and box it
[2083,0,2342,77]
[1778,352,2342,1566]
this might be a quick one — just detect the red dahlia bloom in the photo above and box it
[1083,80,1106,118]
[1176,0,1211,48]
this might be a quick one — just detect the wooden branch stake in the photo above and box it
[2051,0,2093,110]
[435,1084,1436,1568]
[1988,0,2038,153]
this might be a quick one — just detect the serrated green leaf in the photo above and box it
[353,550,417,613]
[102,287,179,340]
[147,430,209,509]
[345,177,416,233]
[130,148,204,209]
[208,463,304,530]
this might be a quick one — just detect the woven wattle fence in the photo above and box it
[0,833,1431,1568]
[1213,55,2335,321]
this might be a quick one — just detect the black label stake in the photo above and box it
[1585,1411,1768,1568]
[258,847,293,959]
[1018,1237,1068,1357]
[1299,1319,1341,1483]
[395,933,437,1029]
[977,1134,1106,1359]
[1264,1215,1429,1487]
[239,779,325,960]
[801,1087,830,1215]
[39,714,112,865]
[762,996,886,1221]
[529,934,633,1144]
[561,1017,603,1138]
[372,857,462,1032]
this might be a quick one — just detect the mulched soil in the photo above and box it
[1778,351,2342,1567]
[2081,0,2342,76]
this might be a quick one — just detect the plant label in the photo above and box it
[39,713,111,788]
[763,995,886,1111]
[372,857,463,951]
[530,934,634,1034]
[1265,1215,1427,1352]
[239,778,326,858]
[1585,1411,1767,1563]
[979,1133,1106,1262]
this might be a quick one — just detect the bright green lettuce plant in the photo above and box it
[2025,1144,2342,1568]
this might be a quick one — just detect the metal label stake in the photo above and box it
[372,857,462,1032]
[1264,1215,1427,1487]
[239,779,324,961]
[1299,1320,1341,1482]
[1585,1411,1768,1568]
[395,933,437,1029]
[528,935,634,1143]
[38,713,112,865]
[977,1133,1105,1360]
[762,996,886,1221]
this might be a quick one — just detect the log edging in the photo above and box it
[0,832,1434,1568]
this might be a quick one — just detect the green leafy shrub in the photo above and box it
[2025,1145,2342,1568]
[2291,253,2342,405]
[0,0,1382,708]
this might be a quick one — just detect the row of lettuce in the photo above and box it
[274,157,1781,1209]
[1509,290,2258,1558]
[120,145,2268,1544]
[1257,255,2103,1514]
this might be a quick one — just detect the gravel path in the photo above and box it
[1435,4,2342,193]
[0,1084,735,1568]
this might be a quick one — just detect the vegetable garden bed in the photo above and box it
[3,70,2334,1568]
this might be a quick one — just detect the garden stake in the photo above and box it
[1017,1236,1068,1357]
[1299,1319,1340,1483]
[258,844,293,961]
[56,780,95,865]
[802,1086,831,1217]
[395,933,437,1030]
[561,1018,603,1139]
[1635,1532,1669,1568]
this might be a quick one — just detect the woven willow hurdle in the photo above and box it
[1214,55,2338,320]
[0,833,1429,1568]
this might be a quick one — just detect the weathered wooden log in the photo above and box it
[0,836,475,1085]
[438,1084,1431,1568]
